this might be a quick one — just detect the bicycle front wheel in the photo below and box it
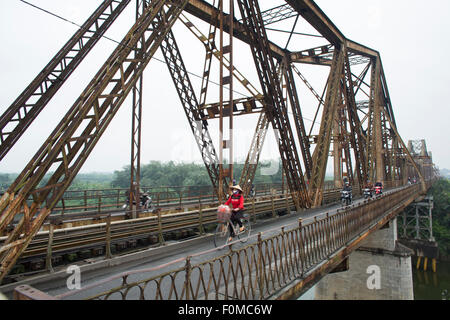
[214,222,229,248]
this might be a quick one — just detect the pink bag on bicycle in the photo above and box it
[217,205,231,222]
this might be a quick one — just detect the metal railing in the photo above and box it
[50,183,284,216]
[50,181,340,216]
[18,184,422,300]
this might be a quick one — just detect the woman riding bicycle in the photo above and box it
[224,185,245,242]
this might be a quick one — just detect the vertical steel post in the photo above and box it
[257,232,263,299]
[45,223,54,273]
[198,199,204,235]
[218,0,234,202]
[252,196,256,223]
[184,256,192,300]
[129,0,146,219]
[372,58,385,184]
[333,106,342,188]
[105,215,112,259]
[157,210,164,245]
[309,47,345,206]
[271,194,276,218]
[285,193,290,214]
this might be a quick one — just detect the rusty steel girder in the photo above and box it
[0,0,189,283]
[282,59,313,181]
[309,46,345,206]
[199,97,264,120]
[129,0,150,218]
[184,0,286,60]
[257,3,298,26]
[236,0,310,210]
[217,0,235,200]
[365,57,381,184]
[0,0,132,162]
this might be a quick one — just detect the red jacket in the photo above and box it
[225,194,245,210]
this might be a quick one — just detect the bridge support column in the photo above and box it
[314,218,415,300]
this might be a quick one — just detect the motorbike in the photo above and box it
[363,188,373,199]
[375,186,382,195]
[122,193,154,211]
[249,185,256,198]
[341,190,352,206]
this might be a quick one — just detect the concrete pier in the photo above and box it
[315,218,415,300]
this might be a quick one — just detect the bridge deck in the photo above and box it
[3,184,425,300]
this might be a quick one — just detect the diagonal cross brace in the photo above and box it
[0,0,189,283]
[0,0,132,161]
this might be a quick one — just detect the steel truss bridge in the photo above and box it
[0,0,437,291]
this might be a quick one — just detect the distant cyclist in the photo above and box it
[224,185,245,242]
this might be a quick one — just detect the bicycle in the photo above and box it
[214,211,251,248]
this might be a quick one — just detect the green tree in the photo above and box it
[110,160,285,189]
[429,178,450,257]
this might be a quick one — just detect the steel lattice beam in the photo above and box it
[184,0,285,59]
[342,51,367,188]
[0,0,189,283]
[282,59,313,180]
[309,46,345,206]
[251,4,298,26]
[237,0,310,210]
[0,0,132,162]
[129,0,149,218]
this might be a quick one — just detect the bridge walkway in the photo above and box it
[4,184,425,300]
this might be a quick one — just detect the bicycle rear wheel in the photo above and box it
[238,214,251,243]
[214,222,229,248]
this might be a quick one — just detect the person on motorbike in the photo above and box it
[374,181,383,195]
[364,180,373,198]
[224,185,245,242]
[140,192,151,209]
[342,182,352,203]
[343,182,352,192]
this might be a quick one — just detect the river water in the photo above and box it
[413,260,450,300]
[298,260,450,300]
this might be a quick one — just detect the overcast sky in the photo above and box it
[0,0,449,175]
